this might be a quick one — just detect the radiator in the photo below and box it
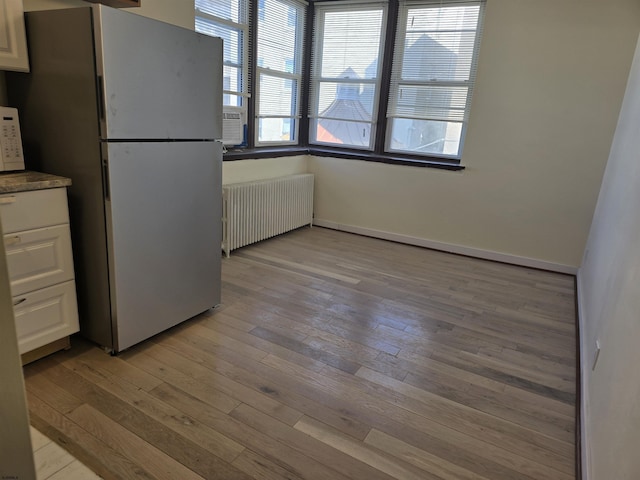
[222,174,314,257]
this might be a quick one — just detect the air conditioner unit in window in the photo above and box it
[222,106,245,147]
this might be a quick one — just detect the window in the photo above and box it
[309,3,386,150]
[195,0,250,109]
[387,1,483,158]
[255,0,306,145]
[195,0,484,166]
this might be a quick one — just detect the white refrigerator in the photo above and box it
[8,5,223,353]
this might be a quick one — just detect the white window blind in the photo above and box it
[309,1,387,150]
[255,0,306,145]
[195,0,250,109]
[387,0,484,158]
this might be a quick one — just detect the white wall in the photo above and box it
[577,33,640,480]
[309,0,640,269]
[222,155,308,184]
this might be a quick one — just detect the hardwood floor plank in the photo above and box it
[231,449,306,480]
[63,353,246,463]
[394,340,576,405]
[294,415,436,480]
[394,349,575,418]
[250,325,362,374]
[364,428,490,480]
[24,369,84,415]
[238,251,362,284]
[28,394,156,480]
[126,343,304,426]
[401,370,574,442]
[355,366,574,469]
[222,297,403,356]
[155,329,373,440]
[230,403,397,480]
[200,318,329,373]
[261,353,572,480]
[149,383,354,480]
[41,360,252,479]
[67,404,205,480]
[62,342,165,392]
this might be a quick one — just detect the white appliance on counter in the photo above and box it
[0,107,25,172]
[7,5,223,353]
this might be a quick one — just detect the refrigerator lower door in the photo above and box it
[104,141,222,352]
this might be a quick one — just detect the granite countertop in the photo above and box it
[0,171,72,194]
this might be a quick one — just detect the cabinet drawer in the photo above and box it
[5,224,75,296]
[13,280,79,355]
[0,188,69,234]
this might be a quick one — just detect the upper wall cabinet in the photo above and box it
[0,0,29,72]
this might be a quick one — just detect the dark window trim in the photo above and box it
[224,147,309,160]
[373,0,398,154]
[247,0,258,149]
[223,146,465,171]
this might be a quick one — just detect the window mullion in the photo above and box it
[375,0,398,154]
[247,0,257,148]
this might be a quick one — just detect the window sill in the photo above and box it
[223,147,309,161]
[223,146,465,171]
[308,147,465,171]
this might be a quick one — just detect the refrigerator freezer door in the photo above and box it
[94,5,222,140]
[104,141,222,352]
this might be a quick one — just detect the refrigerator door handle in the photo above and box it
[102,153,110,201]
[97,75,106,121]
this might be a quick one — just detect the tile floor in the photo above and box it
[31,426,101,480]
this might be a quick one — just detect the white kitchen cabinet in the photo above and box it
[0,184,79,362]
[0,0,30,72]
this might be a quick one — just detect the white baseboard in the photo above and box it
[313,219,578,275]
[576,272,590,480]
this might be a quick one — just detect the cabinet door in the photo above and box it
[4,225,75,297]
[0,0,29,72]
[13,280,79,354]
[0,189,69,234]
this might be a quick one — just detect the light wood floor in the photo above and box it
[24,227,577,480]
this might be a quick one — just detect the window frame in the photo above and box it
[254,0,307,147]
[195,0,251,112]
[198,0,484,170]
[308,1,388,151]
[385,0,484,160]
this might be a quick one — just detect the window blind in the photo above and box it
[195,0,251,108]
[309,1,387,150]
[255,0,306,145]
[386,0,484,158]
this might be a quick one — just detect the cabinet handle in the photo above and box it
[13,298,26,307]
[4,236,21,246]
[0,195,17,204]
